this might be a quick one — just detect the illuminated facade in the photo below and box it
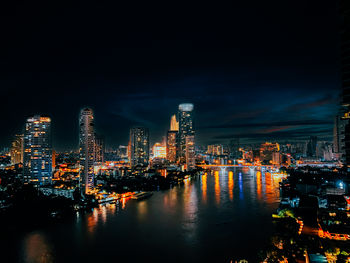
[207,144,223,156]
[79,108,95,194]
[185,135,195,170]
[260,142,280,163]
[23,116,52,185]
[167,131,178,163]
[152,142,166,158]
[94,134,105,163]
[170,114,179,131]
[129,127,149,168]
[178,103,194,163]
[11,134,23,164]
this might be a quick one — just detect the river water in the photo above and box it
[7,167,281,263]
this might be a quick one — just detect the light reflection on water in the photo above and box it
[16,168,281,263]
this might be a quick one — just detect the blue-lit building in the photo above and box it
[23,115,52,185]
[79,108,95,195]
[178,103,194,163]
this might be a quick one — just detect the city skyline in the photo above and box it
[0,0,339,150]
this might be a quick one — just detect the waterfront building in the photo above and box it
[185,135,195,170]
[272,152,282,166]
[79,108,95,194]
[10,134,23,164]
[23,116,52,185]
[129,127,149,168]
[207,144,224,156]
[229,138,241,159]
[152,142,166,159]
[94,134,105,163]
[259,142,280,164]
[166,130,178,163]
[178,103,194,163]
[170,114,179,131]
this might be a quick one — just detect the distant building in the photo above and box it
[170,114,179,131]
[178,103,194,163]
[272,152,282,166]
[260,142,279,164]
[333,115,345,161]
[229,138,241,159]
[306,136,317,158]
[10,134,23,164]
[185,135,195,170]
[23,116,52,185]
[94,134,105,163]
[79,108,95,194]
[129,127,149,168]
[167,130,178,163]
[118,145,128,159]
[207,144,223,156]
[153,142,166,159]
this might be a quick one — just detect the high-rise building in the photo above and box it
[152,142,166,159]
[94,134,105,163]
[118,145,128,159]
[178,103,194,163]
[167,130,178,163]
[129,127,149,168]
[185,135,195,170]
[10,134,23,165]
[207,144,224,156]
[23,116,52,185]
[229,138,241,159]
[259,142,280,163]
[170,114,179,131]
[272,152,282,166]
[306,136,317,158]
[79,108,95,194]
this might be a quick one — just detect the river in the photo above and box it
[6,167,281,263]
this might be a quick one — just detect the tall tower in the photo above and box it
[178,103,194,163]
[129,127,149,168]
[340,0,350,168]
[167,131,178,163]
[23,116,52,185]
[185,135,195,170]
[170,114,179,131]
[79,108,95,194]
[11,134,23,165]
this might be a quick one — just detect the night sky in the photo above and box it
[0,1,340,150]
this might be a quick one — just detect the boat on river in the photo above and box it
[131,191,153,200]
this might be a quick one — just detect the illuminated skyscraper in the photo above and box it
[170,114,179,131]
[23,116,52,185]
[185,135,195,170]
[129,127,149,168]
[94,134,105,163]
[79,108,95,194]
[178,103,194,163]
[11,134,23,164]
[167,131,178,163]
